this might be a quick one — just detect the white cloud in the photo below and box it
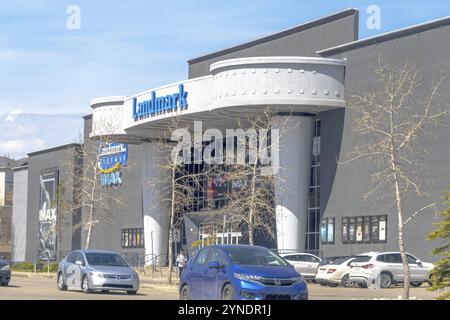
[5,108,24,123]
[0,112,84,159]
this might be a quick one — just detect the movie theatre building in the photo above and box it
[67,9,450,264]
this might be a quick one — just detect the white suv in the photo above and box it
[348,252,434,288]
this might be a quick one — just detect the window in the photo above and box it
[342,218,349,243]
[363,217,371,243]
[352,255,372,263]
[225,246,288,266]
[66,253,77,264]
[297,255,309,262]
[341,215,387,244]
[194,248,210,265]
[76,253,86,265]
[283,255,298,261]
[320,218,335,244]
[407,254,419,264]
[121,228,144,248]
[299,255,320,263]
[85,252,128,266]
[379,216,387,242]
[207,248,226,265]
[371,216,379,242]
[356,217,363,243]
[384,254,402,264]
[348,218,356,242]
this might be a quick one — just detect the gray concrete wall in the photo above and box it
[25,145,82,262]
[188,9,358,78]
[319,23,450,261]
[11,167,28,262]
[82,116,144,260]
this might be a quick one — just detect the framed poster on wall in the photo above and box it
[379,216,387,242]
[38,169,59,261]
[356,217,363,242]
[327,218,335,243]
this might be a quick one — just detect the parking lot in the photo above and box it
[0,277,440,300]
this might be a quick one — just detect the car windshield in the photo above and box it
[352,255,371,263]
[85,253,128,267]
[319,256,343,265]
[225,247,289,266]
[332,256,352,265]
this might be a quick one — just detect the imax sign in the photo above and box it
[132,84,188,121]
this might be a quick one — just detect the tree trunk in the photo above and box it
[85,166,98,250]
[84,204,94,249]
[390,110,410,299]
[167,166,176,285]
[248,163,258,246]
[394,175,410,299]
[168,225,174,284]
[248,219,254,245]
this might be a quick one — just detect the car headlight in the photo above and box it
[234,272,263,282]
[89,272,106,278]
[0,265,10,271]
[291,276,304,283]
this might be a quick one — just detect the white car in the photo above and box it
[348,252,434,288]
[280,253,321,280]
[315,256,356,287]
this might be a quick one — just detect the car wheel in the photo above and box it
[319,282,327,286]
[379,273,392,288]
[82,275,91,293]
[127,291,137,295]
[427,275,433,287]
[357,282,367,288]
[0,282,8,286]
[328,283,339,287]
[410,282,423,287]
[341,275,354,288]
[221,283,235,300]
[57,273,67,291]
[180,285,191,300]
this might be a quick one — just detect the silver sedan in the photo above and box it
[57,250,139,295]
[280,253,321,281]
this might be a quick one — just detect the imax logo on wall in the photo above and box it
[132,84,188,121]
[98,143,128,187]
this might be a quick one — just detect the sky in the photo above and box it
[0,0,449,159]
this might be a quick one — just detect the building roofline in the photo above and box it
[28,143,83,157]
[318,15,450,56]
[12,164,29,171]
[187,8,358,64]
[83,113,93,120]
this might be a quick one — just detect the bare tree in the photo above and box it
[65,122,130,250]
[342,57,449,299]
[222,110,294,245]
[147,116,211,284]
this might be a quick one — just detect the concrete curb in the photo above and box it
[12,271,56,279]
[11,271,180,291]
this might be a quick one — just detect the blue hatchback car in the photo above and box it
[179,245,308,300]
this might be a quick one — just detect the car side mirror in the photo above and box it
[416,259,422,265]
[208,261,221,269]
[75,260,84,266]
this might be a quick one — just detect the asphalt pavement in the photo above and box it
[0,277,441,300]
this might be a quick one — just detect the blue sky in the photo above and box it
[0,0,449,159]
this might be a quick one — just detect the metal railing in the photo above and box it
[121,252,170,277]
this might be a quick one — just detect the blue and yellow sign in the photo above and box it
[98,143,128,186]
